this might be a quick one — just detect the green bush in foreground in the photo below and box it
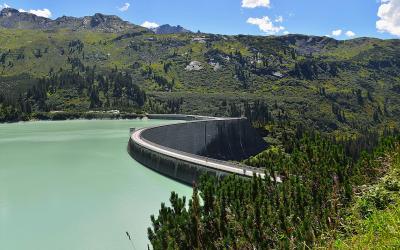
[329,144,400,249]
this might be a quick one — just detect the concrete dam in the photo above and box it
[128,115,268,185]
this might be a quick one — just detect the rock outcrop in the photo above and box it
[152,24,192,34]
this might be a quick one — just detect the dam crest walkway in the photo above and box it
[129,115,270,185]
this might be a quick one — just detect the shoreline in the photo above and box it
[0,111,148,124]
[0,111,222,124]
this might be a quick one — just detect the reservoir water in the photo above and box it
[0,119,192,250]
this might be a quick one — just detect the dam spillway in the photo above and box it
[128,115,268,185]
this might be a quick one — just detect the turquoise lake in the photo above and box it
[0,119,192,250]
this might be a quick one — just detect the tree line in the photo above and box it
[0,65,147,122]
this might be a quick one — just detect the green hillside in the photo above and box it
[1,28,400,136]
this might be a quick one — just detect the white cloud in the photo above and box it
[0,3,10,9]
[18,9,52,18]
[247,16,285,34]
[283,31,289,35]
[29,9,52,18]
[331,29,342,36]
[19,8,52,18]
[345,30,356,37]
[118,3,130,12]
[242,0,270,8]
[275,16,283,23]
[141,21,159,29]
[376,0,400,36]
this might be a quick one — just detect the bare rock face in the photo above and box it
[210,62,222,71]
[73,13,137,32]
[277,34,339,55]
[152,24,192,34]
[185,61,203,71]
[0,8,18,17]
[0,8,53,29]
[0,8,147,33]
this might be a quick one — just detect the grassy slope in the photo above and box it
[325,145,400,249]
[338,205,400,249]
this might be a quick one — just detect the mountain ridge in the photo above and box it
[0,8,194,35]
[0,8,148,33]
[0,7,397,41]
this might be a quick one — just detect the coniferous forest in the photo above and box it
[0,67,147,122]
[148,130,400,249]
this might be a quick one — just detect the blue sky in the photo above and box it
[1,0,399,39]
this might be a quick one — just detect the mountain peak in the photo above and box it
[0,8,53,29]
[152,24,192,34]
[0,8,20,16]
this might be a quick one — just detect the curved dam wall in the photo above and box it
[128,117,268,185]
[141,118,267,161]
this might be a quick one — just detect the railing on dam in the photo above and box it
[128,115,269,185]
[138,129,264,175]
